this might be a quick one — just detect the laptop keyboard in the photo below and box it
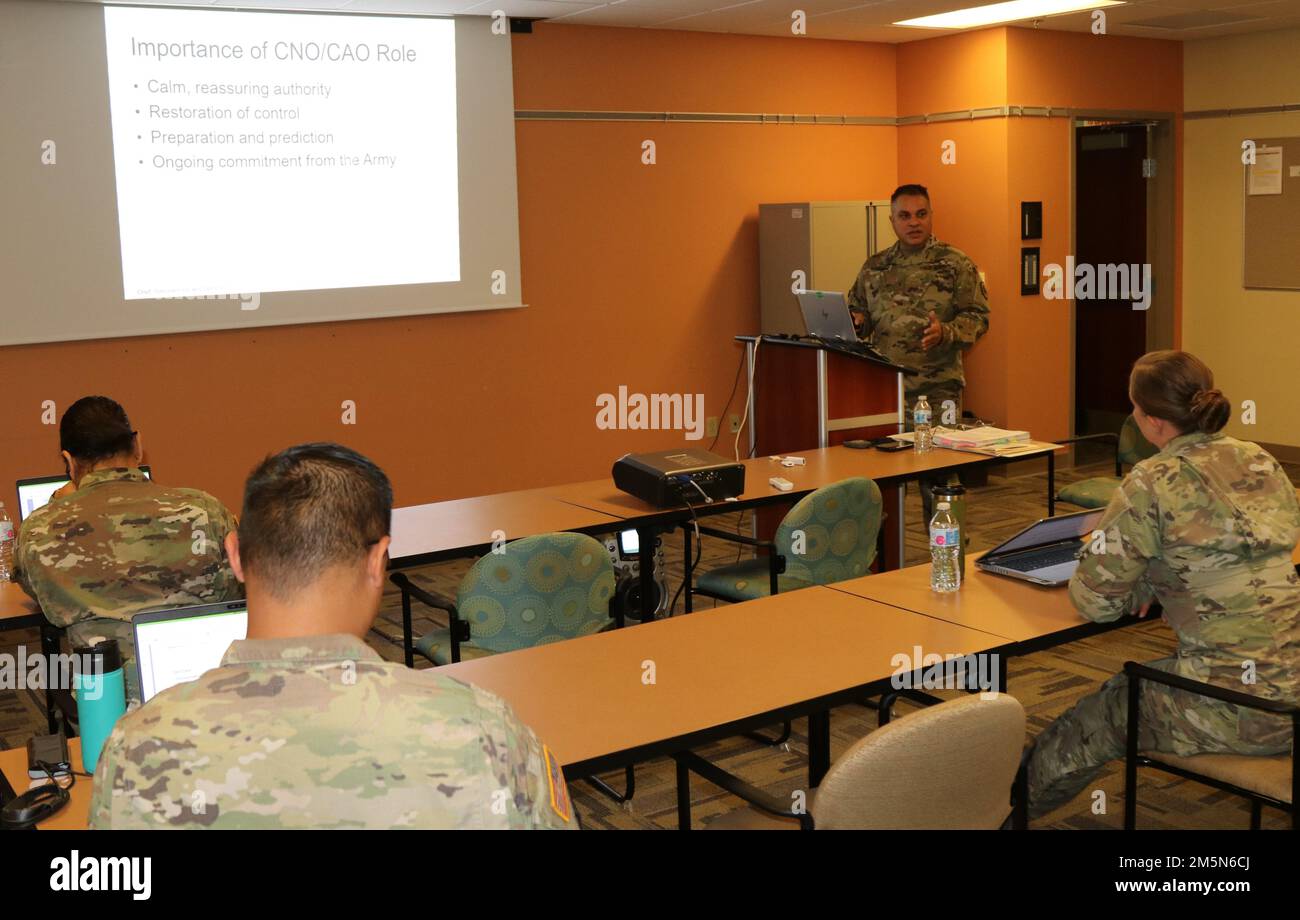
[997,544,1081,572]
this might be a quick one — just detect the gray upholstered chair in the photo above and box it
[675,693,1028,829]
[1123,661,1297,830]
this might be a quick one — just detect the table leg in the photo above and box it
[40,622,61,734]
[879,485,904,572]
[682,525,693,614]
[1047,451,1056,517]
[637,526,656,622]
[675,758,692,830]
[808,710,831,788]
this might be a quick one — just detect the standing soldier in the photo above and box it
[1029,351,1300,818]
[15,396,241,702]
[848,184,990,524]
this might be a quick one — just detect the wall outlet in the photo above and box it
[729,414,743,433]
[706,416,719,438]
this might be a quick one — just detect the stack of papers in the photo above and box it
[888,427,1054,457]
[932,427,1030,449]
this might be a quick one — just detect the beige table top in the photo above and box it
[390,487,625,563]
[838,532,1300,646]
[0,738,92,830]
[827,552,1086,645]
[441,585,1003,774]
[549,442,1061,520]
[0,581,40,626]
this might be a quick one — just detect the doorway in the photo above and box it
[1073,122,1150,437]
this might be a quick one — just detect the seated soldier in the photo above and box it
[15,396,241,701]
[89,442,575,830]
[1029,351,1300,818]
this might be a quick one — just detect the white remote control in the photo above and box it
[769,476,794,491]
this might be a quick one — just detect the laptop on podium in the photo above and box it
[796,290,860,343]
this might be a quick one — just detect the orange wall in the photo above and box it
[897,28,1008,114]
[0,23,1184,512]
[896,119,1011,425]
[894,26,1181,441]
[0,24,899,511]
[1006,28,1182,111]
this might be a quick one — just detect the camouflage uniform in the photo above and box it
[88,635,577,829]
[14,468,241,701]
[847,235,990,418]
[1029,432,1300,817]
[848,236,990,522]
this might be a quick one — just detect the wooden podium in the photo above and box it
[736,335,911,568]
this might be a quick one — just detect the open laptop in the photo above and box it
[15,465,152,522]
[796,291,860,344]
[975,509,1105,587]
[132,600,248,704]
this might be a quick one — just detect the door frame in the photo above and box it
[1068,115,1178,442]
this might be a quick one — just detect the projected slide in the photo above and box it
[103,7,460,300]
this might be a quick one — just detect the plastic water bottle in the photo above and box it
[0,502,14,582]
[913,395,933,454]
[930,501,961,593]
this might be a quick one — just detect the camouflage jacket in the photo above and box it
[1070,432,1300,727]
[15,468,241,649]
[847,236,990,406]
[89,634,577,829]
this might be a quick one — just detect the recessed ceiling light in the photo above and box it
[896,0,1125,30]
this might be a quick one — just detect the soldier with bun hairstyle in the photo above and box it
[1029,350,1300,818]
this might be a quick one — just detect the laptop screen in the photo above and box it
[796,291,859,341]
[988,510,1105,558]
[16,466,152,522]
[134,603,248,703]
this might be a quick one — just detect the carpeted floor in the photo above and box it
[3,448,1296,829]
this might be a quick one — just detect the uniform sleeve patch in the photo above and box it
[543,745,571,824]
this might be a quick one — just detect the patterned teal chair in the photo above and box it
[1056,415,1157,510]
[390,532,632,805]
[684,477,883,609]
[390,532,620,667]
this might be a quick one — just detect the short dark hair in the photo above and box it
[238,443,392,597]
[60,396,136,463]
[891,184,931,207]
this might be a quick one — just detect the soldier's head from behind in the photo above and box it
[60,396,143,485]
[227,443,392,640]
[1129,350,1231,449]
[890,183,933,252]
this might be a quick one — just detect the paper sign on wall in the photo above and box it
[1247,146,1283,195]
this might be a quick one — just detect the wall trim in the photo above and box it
[516,106,1176,125]
[1184,103,1300,121]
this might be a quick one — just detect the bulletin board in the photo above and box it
[1244,136,1300,290]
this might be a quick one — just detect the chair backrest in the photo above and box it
[775,477,883,585]
[456,532,616,654]
[1118,414,1158,468]
[814,694,1026,829]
